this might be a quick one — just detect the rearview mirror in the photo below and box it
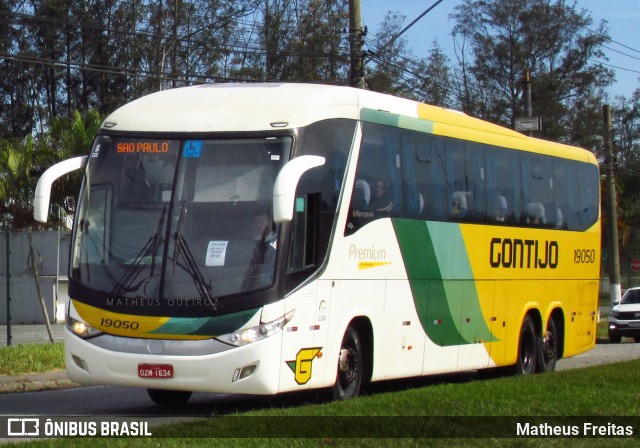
[272,155,325,223]
[34,156,88,223]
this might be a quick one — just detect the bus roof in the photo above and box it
[101,83,596,164]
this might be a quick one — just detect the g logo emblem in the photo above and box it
[286,347,322,385]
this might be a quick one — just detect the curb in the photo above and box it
[0,371,77,394]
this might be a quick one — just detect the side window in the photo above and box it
[411,134,447,220]
[288,194,319,273]
[577,164,599,230]
[346,123,402,234]
[465,148,486,222]
[522,155,553,227]
[447,143,468,221]
[553,160,576,229]
[486,147,521,224]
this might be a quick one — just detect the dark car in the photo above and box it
[608,287,640,343]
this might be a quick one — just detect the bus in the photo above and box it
[34,83,600,405]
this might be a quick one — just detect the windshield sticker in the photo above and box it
[205,241,229,266]
[183,140,203,158]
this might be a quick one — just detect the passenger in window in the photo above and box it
[554,207,564,229]
[527,202,546,225]
[450,191,468,219]
[493,194,508,223]
[352,180,371,210]
[370,180,394,212]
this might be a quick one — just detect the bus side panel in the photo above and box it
[382,280,425,379]
[278,282,327,393]
[322,279,386,384]
[569,280,598,354]
[479,280,506,368]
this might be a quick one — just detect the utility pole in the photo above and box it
[604,104,621,305]
[348,0,365,89]
[524,69,533,136]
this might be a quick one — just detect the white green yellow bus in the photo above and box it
[34,83,600,405]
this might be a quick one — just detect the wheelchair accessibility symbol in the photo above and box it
[183,140,202,158]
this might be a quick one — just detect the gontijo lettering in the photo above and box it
[116,141,170,153]
[490,237,559,269]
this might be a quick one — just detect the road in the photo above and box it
[1,341,639,416]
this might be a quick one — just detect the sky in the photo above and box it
[361,0,640,100]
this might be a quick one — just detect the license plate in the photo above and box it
[138,363,174,379]
[629,322,640,328]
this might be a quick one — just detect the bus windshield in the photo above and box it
[71,135,291,307]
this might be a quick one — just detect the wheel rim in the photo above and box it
[336,330,361,397]
[542,329,557,363]
[338,348,359,391]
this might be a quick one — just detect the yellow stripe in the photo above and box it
[73,300,170,338]
[358,261,392,270]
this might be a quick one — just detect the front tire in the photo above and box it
[330,326,363,400]
[147,389,193,406]
[609,332,622,344]
[514,315,537,375]
[536,317,558,373]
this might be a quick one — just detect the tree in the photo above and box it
[0,136,57,228]
[613,90,640,264]
[365,11,414,96]
[414,41,452,107]
[258,0,349,82]
[451,0,613,145]
[0,110,102,228]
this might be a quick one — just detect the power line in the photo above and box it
[581,24,640,55]
[385,0,446,49]
[593,59,640,75]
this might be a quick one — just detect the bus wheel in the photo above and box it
[147,389,192,406]
[331,326,363,400]
[514,315,537,375]
[537,318,558,373]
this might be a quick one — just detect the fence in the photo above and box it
[1,230,70,346]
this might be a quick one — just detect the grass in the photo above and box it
[0,342,65,375]
[6,358,640,447]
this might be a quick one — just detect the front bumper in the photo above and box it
[608,318,640,337]
[64,328,282,395]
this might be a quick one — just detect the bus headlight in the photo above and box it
[216,311,294,347]
[66,314,103,339]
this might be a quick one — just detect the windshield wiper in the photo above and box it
[110,205,166,299]
[171,201,217,309]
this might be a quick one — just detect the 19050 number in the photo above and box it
[574,249,596,264]
[100,318,140,330]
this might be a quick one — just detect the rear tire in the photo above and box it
[514,315,537,375]
[536,317,558,373]
[330,326,363,400]
[147,389,192,406]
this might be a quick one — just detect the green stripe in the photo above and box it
[392,219,497,346]
[361,108,434,133]
[150,308,260,337]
